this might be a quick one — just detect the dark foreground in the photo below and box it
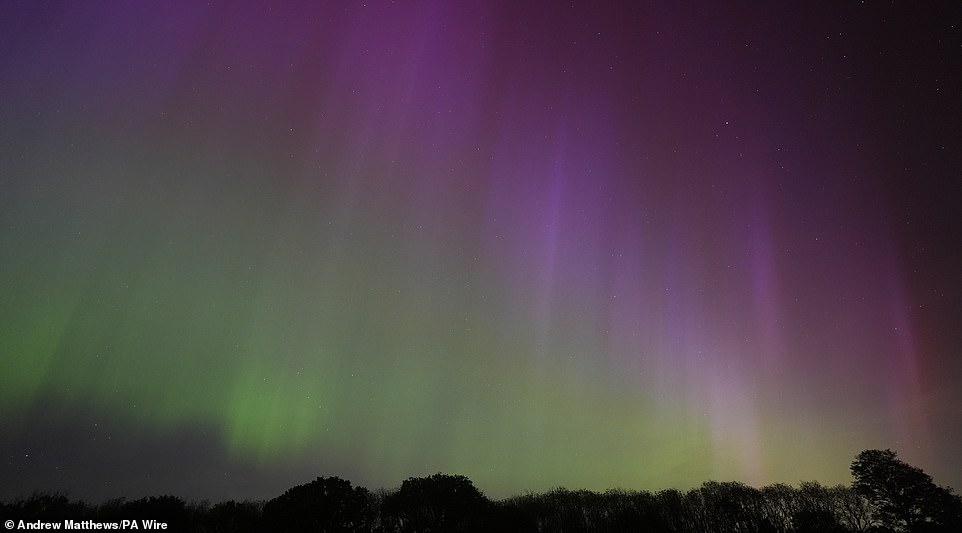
[2,450,960,532]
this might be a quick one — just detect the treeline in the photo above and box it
[2,450,959,532]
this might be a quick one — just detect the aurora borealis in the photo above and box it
[2,1,961,502]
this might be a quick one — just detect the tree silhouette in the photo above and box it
[382,473,489,532]
[824,484,873,533]
[2,459,959,532]
[206,500,262,533]
[116,495,199,527]
[851,449,962,532]
[690,481,771,531]
[1,492,89,522]
[262,476,373,532]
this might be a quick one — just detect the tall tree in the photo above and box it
[851,449,961,532]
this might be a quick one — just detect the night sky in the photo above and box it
[2,1,961,503]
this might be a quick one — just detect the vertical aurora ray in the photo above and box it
[1,1,960,501]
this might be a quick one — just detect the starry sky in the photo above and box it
[1,1,961,502]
